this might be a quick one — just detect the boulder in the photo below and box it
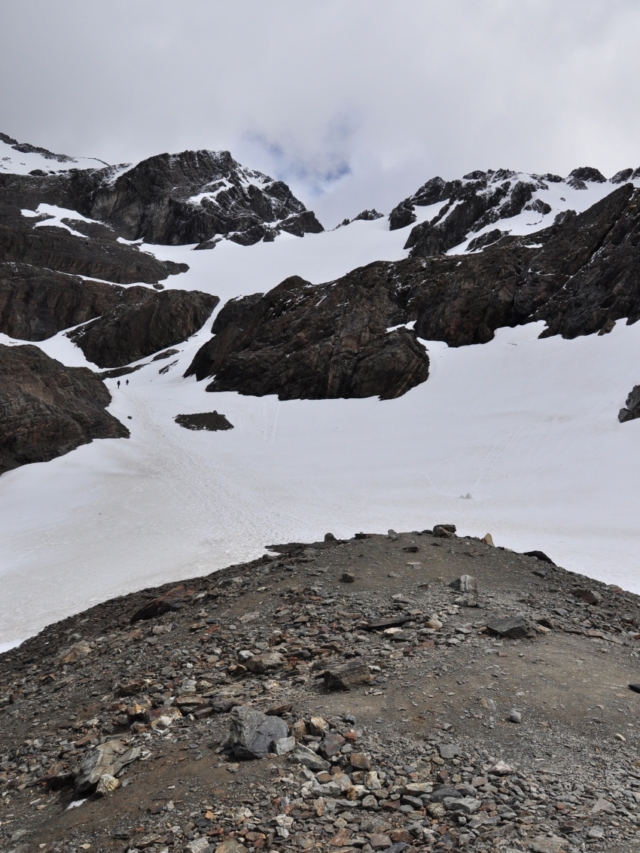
[130,585,195,622]
[619,385,640,423]
[486,616,531,639]
[289,744,331,772]
[433,524,456,538]
[321,660,372,690]
[174,411,233,432]
[571,588,602,605]
[227,705,288,759]
[524,550,555,565]
[449,575,477,593]
[245,652,285,674]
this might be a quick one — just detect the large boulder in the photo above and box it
[227,705,288,759]
[75,740,141,794]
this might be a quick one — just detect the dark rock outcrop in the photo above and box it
[0,344,128,475]
[0,263,153,341]
[185,269,429,401]
[388,166,632,259]
[407,183,640,344]
[618,386,640,423]
[81,150,324,245]
[69,289,219,368]
[352,209,384,222]
[402,174,538,257]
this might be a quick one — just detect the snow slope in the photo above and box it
[1,213,640,647]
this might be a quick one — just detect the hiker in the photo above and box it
[117,380,120,389]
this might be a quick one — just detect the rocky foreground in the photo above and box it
[2,529,640,853]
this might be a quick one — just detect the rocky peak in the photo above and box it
[334,209,384,229]
[388,164,640,259]
[0,133,323,247]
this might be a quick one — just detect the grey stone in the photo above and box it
[289,743,331,771]
[245,652,284,673]
[486,616,531,639]
[322,660,372,690]
[449,574,477,594]
[227,705,288,759]
[442,796,481,814]
[272,736,296,755]
[438,744,461,759]
[529,836,567,853]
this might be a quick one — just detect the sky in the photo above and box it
[2,0,640,226]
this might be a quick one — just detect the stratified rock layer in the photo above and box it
[0,205,187,284]
[0,344,128,475]
[0,263,153,341]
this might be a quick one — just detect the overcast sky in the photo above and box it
[2,0,639,225]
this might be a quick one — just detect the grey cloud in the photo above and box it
[1,0,639,226]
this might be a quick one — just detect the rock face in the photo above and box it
[0,344,128,475]
[79,149,324,245]
[1,136,323,246]
[185,268,429,400]
[68,289,219,368]
[0,263,155,341]
[0,205,187,284]
[406,183,640,343]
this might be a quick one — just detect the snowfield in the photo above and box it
[1,214,640,647]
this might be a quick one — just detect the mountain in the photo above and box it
[0,134,324,246]
[0,134,325,471]
[3,134,640,653]
[186,180,640,399]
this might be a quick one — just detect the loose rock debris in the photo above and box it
[2,528,640,852]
